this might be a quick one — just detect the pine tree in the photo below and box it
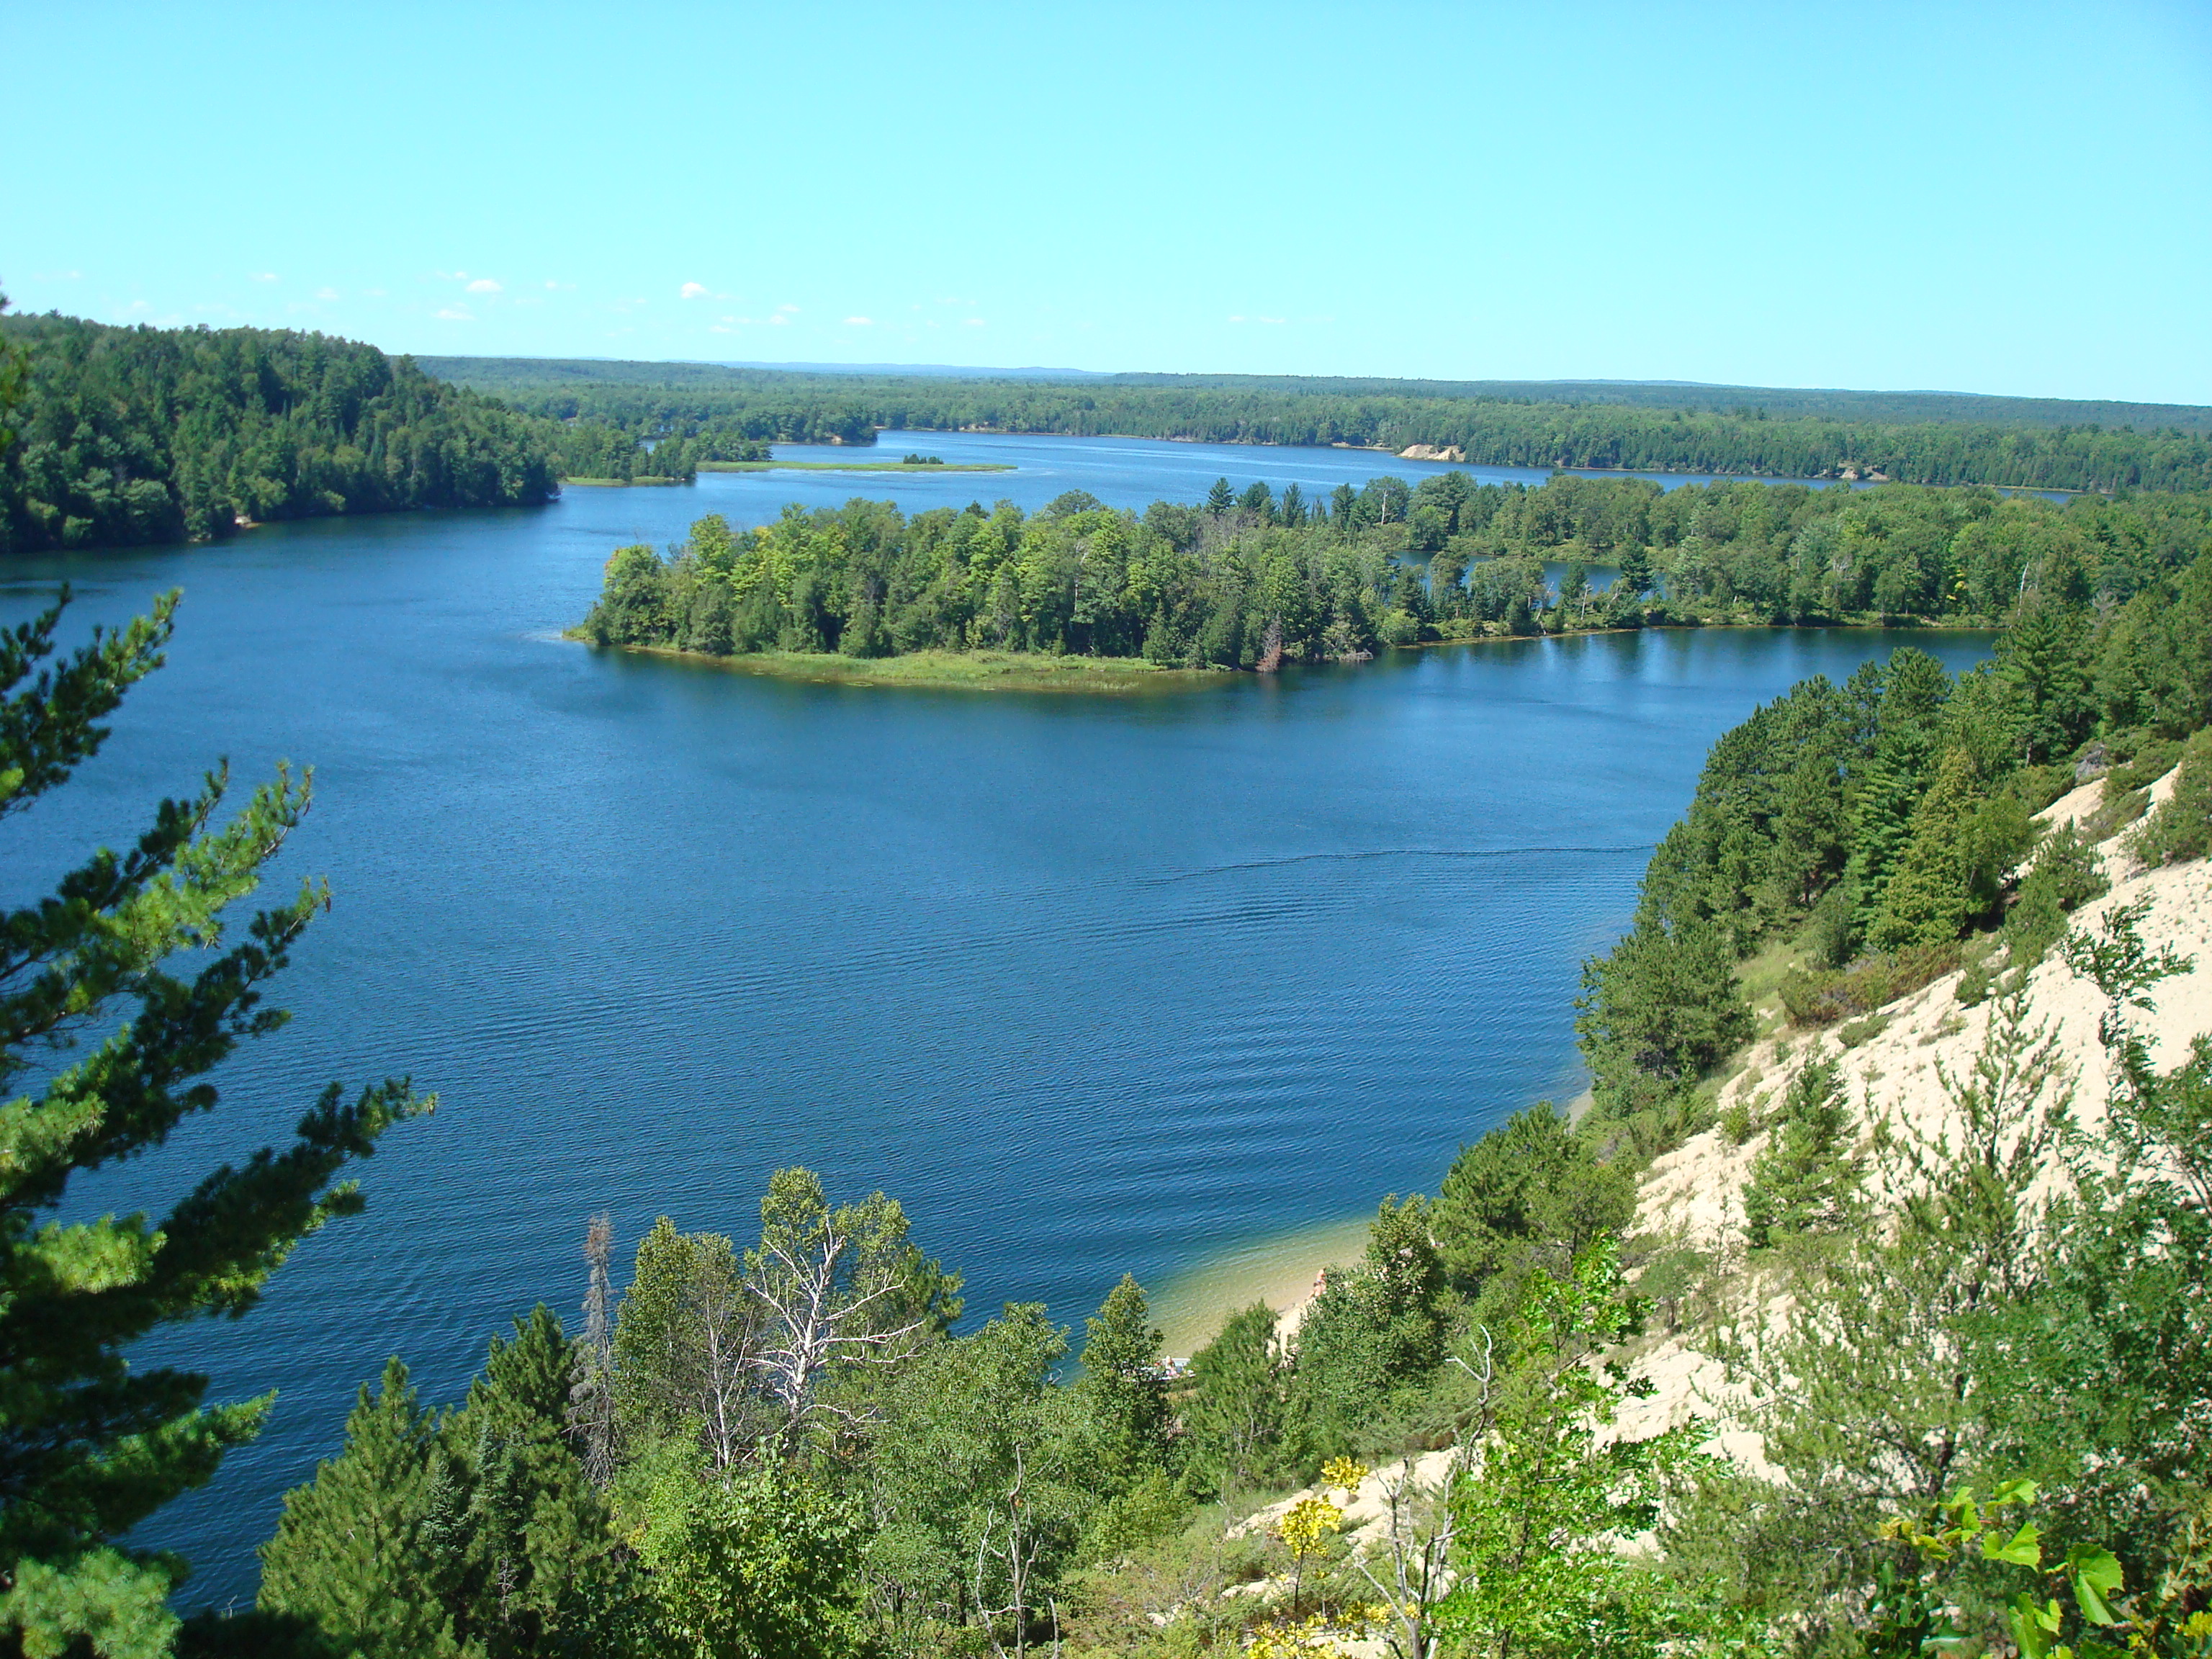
[260,1314,635,1659]
[443,1308,634,1658]
[1184,1304,1287,1492]
[1205,477,1235,516]
[1075,1275,1169,1490]
[1742,1058,1863,1249]
[256,1360,464,1659]
[1868,748,1979,953]
[0,593,428,1656]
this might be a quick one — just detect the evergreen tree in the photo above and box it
[1182,1303,1287,1492]
[1205,477,1234,515]
[1431,1102,1635,1301]
[442,1308,632,1657]
[1741,1059,1863,1249]
[1869,747,1979,953]
[257,1361,463,1659]
[1290,1197,1447,1458]
[1074,1275,1169,1490]
[1999,595,2096,763]
[0,593,427,1655]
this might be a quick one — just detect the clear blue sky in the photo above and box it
[6,1,2208,403]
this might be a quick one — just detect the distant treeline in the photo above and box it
[580,470,2212,670]
[428,357,2212,494]
[0,312,562,552]
[426,355,2212,436]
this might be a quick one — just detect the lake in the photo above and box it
[0,432,1992,1606]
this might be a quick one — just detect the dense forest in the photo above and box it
[1573,476,2212,1147]
[428,356,2212,494]
[0,310,564,552]
[579,470,2212,671]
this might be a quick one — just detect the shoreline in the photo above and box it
[577,616,2001,698]
[575,639,1233,693]
[1151,1215,1375,1358]
[697,459,1014,474]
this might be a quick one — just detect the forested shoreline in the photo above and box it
[6,310,2211,559]
[580,471,2212,675]
[433,357,2212,495]
[0,311,565,552]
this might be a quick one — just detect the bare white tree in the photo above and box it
[745,1169,930,1455]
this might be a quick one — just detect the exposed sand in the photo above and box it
[1619,768,2210,1452]
[1150,1215,1374,1357]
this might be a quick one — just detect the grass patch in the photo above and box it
[694,459,1014,474]
[1737,932,1814,1039]
[583,642,1231,693]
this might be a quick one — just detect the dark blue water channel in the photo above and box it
[0,433,1992,1606]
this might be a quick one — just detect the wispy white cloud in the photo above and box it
[315,287,341,301]
[250,271,279,283]
[465,277,502,295]
[1227,315,1246,324]
[777,303,800,314]
[843,316,873,326]
[963,317,986,328]
[769,314,790,326]
[436,305,475,322]
[366,287,388,297]
[31,269,83,280]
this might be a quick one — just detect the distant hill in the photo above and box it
[418,356,2212,436]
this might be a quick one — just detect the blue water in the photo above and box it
[0,433,1991,1606]
[743,428,1852,520]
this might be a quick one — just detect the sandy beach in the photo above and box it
[1149,1214,1375,1357]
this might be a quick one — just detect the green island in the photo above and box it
[577,469,2212,692]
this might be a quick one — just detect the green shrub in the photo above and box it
[1780,942,1961,1027]
[1721,1099,1758,1146]
[2130,727,2212,866]
[2002,822,2109,968]
[2105,737,2182,796]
